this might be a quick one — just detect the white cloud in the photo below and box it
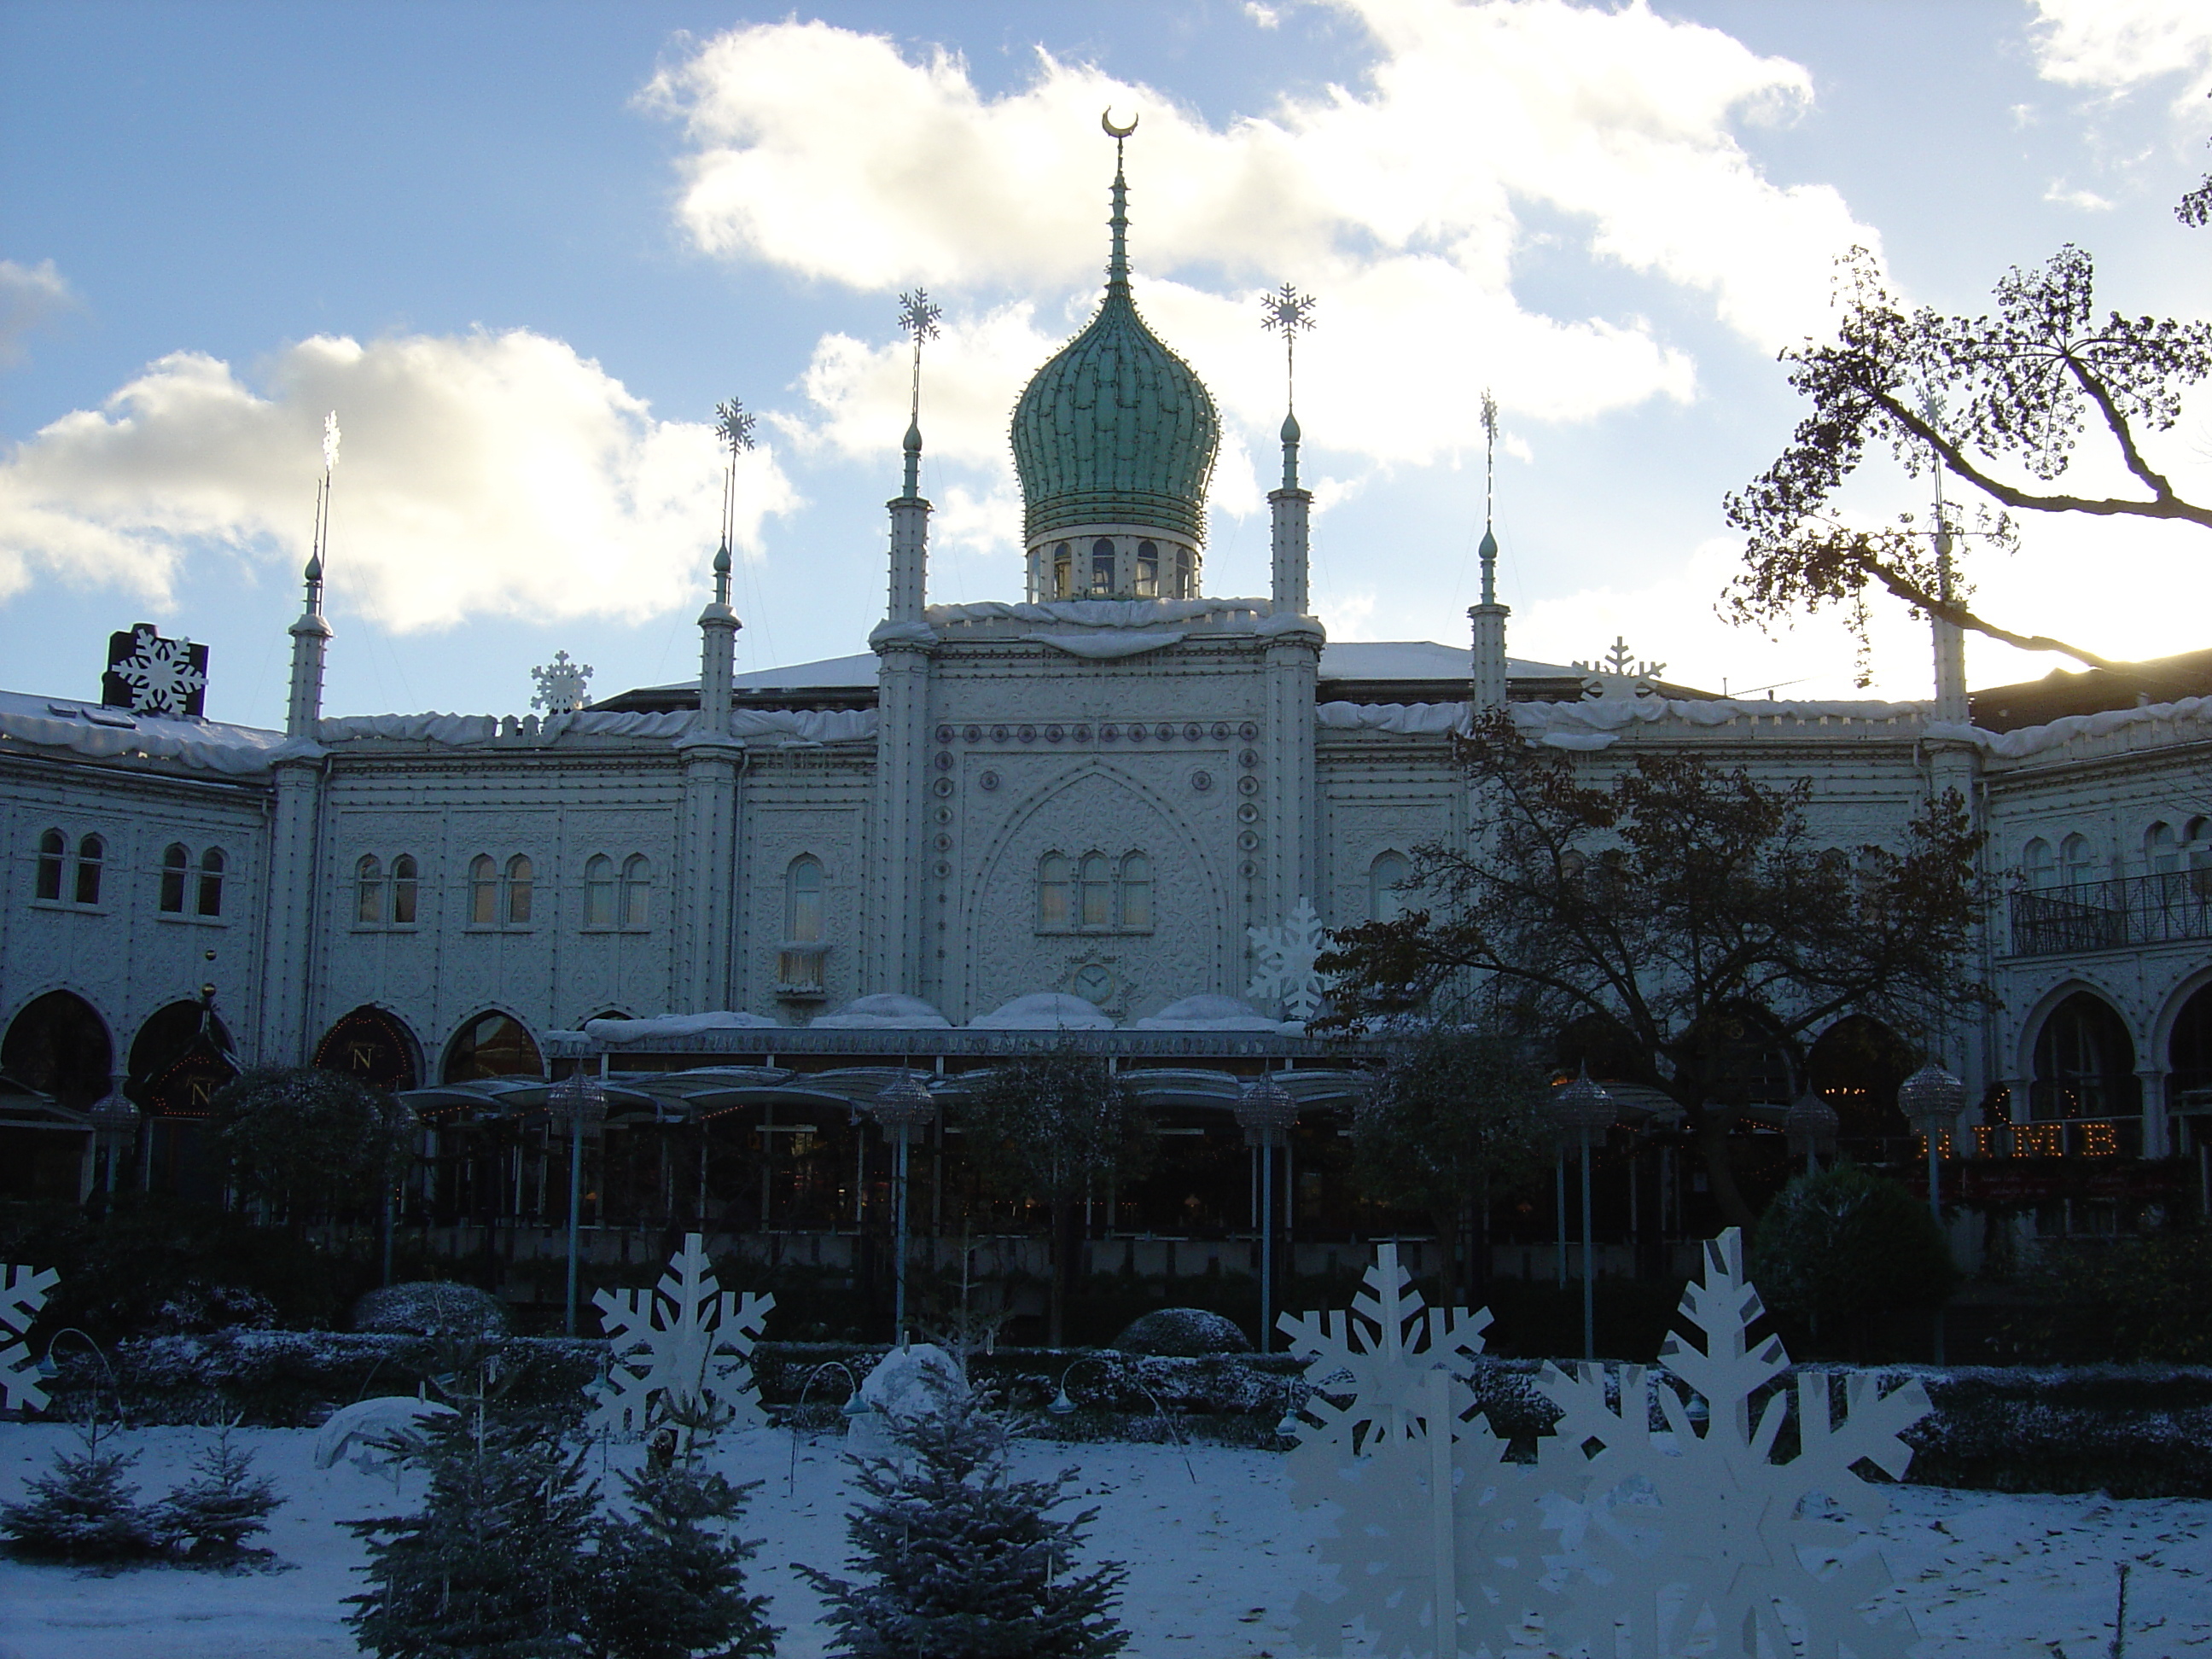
[1244,3,1283,27]
[0,259,79,367]
[2041,181,2117,210]
[0,330,796,629]
[2029,0,2212,104]
[647,3,1875,471]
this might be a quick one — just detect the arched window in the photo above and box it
[313,1004,422,1092]
[1,989,114,1112]
[1369,850,1411,923]
[469,854,498,925]
[1135,540,1159,598]
[504,854,533,925]
[74,835,103,905]
[1052,542,1072,600]
[1118,853,1152,930]
[621,855,651,928]
[2060,833,2099,888]
[2187,816,2212,870]
[1080,852,1111,927]
[1173,545,1195,599]
[2022,837,2055,888]
[443,1011,542,1083]
[2031,992,2139,1121]
[195,847,224,917]
[1090,538,1115,595]
[2148,822,2180,874]
[160,843,189,913]
[584,854,616,928]
[35,830,65,902]
[1039,853,1072,928]
[785,856,824,943]
[358,855,386,924]
[391,854,418,925]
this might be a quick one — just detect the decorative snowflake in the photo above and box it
[530,650,593,713]
[1536,1229,1930,1659]
[1,1263,60,1412]
[1280,1246,1578,1658]
[110,625,207,716]
[588,1232,772,1444]
[1249,895,1327,1020]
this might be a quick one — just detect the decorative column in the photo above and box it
[867,420,937,995]
[678,543,743,1013]
[1269,413,1311,616]
[259,556,331,1065]
[1469,526,1511,713]
[1260,614,1324,942]
[2137,1066,2169,1161]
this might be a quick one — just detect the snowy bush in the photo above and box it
[1111,1307,1251,1356]
[350,1281,511,1341]
[799,1390,1129,1658]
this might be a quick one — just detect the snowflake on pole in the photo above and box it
[1249,895,1327,1022]
[589,1232,773,1444]
[530,650,593,714]
[1278,1242,1485,1456]
[102,623,208,717]
[1536,1228,1930,1659]
[1,1263,61,1412]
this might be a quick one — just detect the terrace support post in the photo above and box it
[1424,1365,1458,1657]
[1579,1124,1596,1365]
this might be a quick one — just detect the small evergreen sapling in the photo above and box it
[0,1417,160,1563]
[798,1392,1129,1659]
[154,1419,284,1565]
[346,1391,599,1658]
[586,1399,777,1659]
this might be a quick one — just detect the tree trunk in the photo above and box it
[1693,1109,1758,1230]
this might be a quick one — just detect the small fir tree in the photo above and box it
[346,1399,599,1658]
[1753,1161,1957,1355]
[797,1392,1128,1659]
[585,1410,778,1659]
[0,1417,161,1563]
[153,1419,284,1564]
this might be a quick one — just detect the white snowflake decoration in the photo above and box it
[530,649,594,713]
[588,1232,772,1442]
[112,626,207,716]
[1279,1246,1580,1658]
[2,1263,61,1412]
[1249,894,1327,1020]
[1536,1228,1930,1659]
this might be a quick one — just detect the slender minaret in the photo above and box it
[887,289,939,623]
[1927,422,1969,725]
[285,413,338,737]
[675,401,751,1013]
[1469,391,1511,711]
[1262,283,1316,614]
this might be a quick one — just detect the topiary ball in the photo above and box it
[1113,1307,1253,1357]
[350,1281,511,1341]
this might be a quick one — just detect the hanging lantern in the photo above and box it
[1234,1075,1298,1148]
[867,1073,937,1142]
[549,1068,608,1138]
[1784,1090,1839,1156]
[1897,1062,1965,1138]
[1550,1069,1616,1135]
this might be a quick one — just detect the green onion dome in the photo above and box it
[1010,160,1220,545]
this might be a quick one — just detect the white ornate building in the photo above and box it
[3,149,2207,1278]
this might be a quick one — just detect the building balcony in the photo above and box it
[2008,868,2212,958]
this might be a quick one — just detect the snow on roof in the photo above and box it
[734,653,879,691]
[0,690,292,776]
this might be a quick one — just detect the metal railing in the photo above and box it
[2009,868,2212,957]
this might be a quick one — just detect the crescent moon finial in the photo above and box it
[1101,108,1138,139]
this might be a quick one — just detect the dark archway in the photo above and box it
[314,1005,422,1093]
[2168,982,2212,1115]
[1806,1014,1915,1138]
[2031,992,2140,1120]
[443,1012,542,1083]
[130,1000,236,1113]
[1,990,113,1109]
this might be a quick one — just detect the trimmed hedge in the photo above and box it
[26,1334,2212,1497]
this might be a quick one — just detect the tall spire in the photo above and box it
[897,288,940,502]
[1469,389,1511,712]
[286,410,338,737]
[1479,389,1499,606]
[1262,282,1317,492]
[1103,108,1137,295]
[697,399,752,734]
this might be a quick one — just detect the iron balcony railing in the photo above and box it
[2010,867,2212,957]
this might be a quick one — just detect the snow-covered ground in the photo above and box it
[1,1420,2206,1658]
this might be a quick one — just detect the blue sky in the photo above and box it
[3,0,2208,727]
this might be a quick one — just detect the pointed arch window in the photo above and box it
[504,855,533,925]
[2186,816,2212,870]
[1039,853,1072,928]
[196,847,225,917]
[1118,853,1152,931]
[35,830,65,902]
[469,854,498,926]
[358,855,386,924]
[391,854,418,925]
[73,835,104,905]
[621,855,652,929]
[786,855,824,945]
[584,854,616,928]
[162,843,191,913]
[1080,852,1112,926]
[2148,821,2179,874]
[2060,833,2098,888]
[1369,850,1411,923]
[2022,838,2055,889]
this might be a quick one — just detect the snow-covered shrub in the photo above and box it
[148,1281,279,1335]
[1752,1162,1957,1343]
[1112,1307,1251,1357]
[799,1390,1129,1658]
[152,1422,284,1564]
[350,1281,511,1341]
[0,1418,161,1563]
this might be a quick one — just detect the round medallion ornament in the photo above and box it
[931,777,953,798]
[1238,748,1259,769]
[1237,775,1260,795]
[1238,828,1262,850]
[1073,724,1091,742]
[1101,724,1120,742]
[963,725,982,743]
[1190,770,1214,792]
[1183,722,1202,742]
[991,725,1010,743]
[1239,859,1256,879]
[933,752,953,771]
[1045,725,1064,743]
[1238,720,1259,741]
[1128,725,1147,742]
[1018,725,1036,742]
[1211,721,1231,741]
[934,860,952,879]
[1237,803,1261,824]
[934,725,955,744]
[1155,723,1174,742]
[934,833,952,853]
[933,806,952,824]
[978,770,1001,792]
